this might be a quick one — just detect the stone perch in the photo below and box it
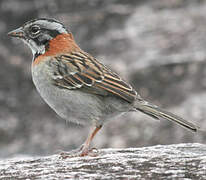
[0,143,205,179]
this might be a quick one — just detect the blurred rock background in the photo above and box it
[0,0,206,157]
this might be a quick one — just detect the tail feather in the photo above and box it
[136,102,199,132]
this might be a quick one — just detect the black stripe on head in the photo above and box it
[43,28,61,38]
[20,18,69,57]
[31,28,60,44]
[27,19,68,48]
[24,18,68,39]
[23,18,66,30]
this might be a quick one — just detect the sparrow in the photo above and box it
[8,18,199,157]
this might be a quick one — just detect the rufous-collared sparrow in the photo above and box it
[8,18,199,157]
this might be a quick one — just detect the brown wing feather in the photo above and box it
[52,51,137,103]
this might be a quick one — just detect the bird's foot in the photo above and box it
[59,145,99,159]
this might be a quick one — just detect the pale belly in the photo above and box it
[31,62,132,126]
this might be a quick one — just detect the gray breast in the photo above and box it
[31,61,132,126]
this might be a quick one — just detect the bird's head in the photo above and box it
[8,18,76,59]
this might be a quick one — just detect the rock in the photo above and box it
[0,143,205,179]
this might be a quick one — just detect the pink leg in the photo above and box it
[60,125,102,158]
[80,125,102,156]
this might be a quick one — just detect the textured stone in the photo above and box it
[0,143,205,179]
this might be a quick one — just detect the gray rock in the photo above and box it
[0,143,205,179]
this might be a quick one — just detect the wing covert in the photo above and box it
[51,51,137,103]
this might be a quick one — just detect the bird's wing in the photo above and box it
[50,51,137,103]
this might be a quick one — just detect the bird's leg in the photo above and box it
[80,125,102,156]
[60,125,102,158]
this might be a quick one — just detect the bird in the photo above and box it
[8,18,199,157]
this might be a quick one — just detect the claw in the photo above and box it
[59,147,99,159]
[59,126,102,159]
[80,147,99,157]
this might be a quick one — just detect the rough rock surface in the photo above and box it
[0,143,205,179]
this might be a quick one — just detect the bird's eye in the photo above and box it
[30,25,40,35]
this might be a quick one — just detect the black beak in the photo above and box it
[8,27,25,38]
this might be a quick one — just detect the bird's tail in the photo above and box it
[135,101,199,132]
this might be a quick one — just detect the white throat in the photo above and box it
[23,38,45,58]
